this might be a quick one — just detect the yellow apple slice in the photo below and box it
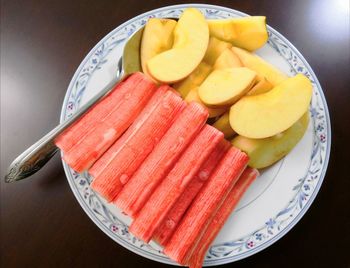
[203,37,232,65]
[213,48,242,69]
[141,18,177,79]
[213,111,236,138]
[208,16,268,51]
[173,62,212,98]
[185,87,226,118]
[198,67,256,107]
[232,47,288,86]
[232,112,309,168]
[147,8,209,83]
[230,74,312,139]
[247,76,273,95]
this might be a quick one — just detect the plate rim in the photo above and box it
[59,3,331,266]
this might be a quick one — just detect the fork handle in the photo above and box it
[5,139,59,183]
[4,74,125,183]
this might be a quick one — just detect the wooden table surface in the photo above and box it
[1,0,349,267]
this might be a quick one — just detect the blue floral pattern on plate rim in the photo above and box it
[59,4,331,266]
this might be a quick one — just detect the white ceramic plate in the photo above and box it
[60,4,331,266]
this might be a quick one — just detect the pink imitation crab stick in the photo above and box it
[114,102,209,217]
[54,81,126,152]
[62,73,156,172]
[90,90,185,202]
[188,168,259,268]
[129,125,224,243]
[89,84,170,179]
[164,147,249,264]
[153,140,231,246]
[55,73,148,152]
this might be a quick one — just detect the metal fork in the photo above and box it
[4,27,145,183]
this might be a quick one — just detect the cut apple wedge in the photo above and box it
[185,87,226,118]
[213,48,243,70]
[232,47,288,86]
[198,67,256,107]
[147,8,209,83]
[213,112,236,138]
[247,76,273,95]
[232,112,309,168]
[208,16,268,51]
[173,62,212,98]
[230,74,312,139]
[203,37,232,65]
[141,18,177,79]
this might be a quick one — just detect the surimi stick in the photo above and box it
[90,90,185,201]
[62,73,156,172]
[188,168,259,268]
[114,102,208,217]
[153,139,230,246]
[164,147,249,264]
[89,85,170,178]
[54,81,126,152]
[129,125,223,242]
[55,73,148,152]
